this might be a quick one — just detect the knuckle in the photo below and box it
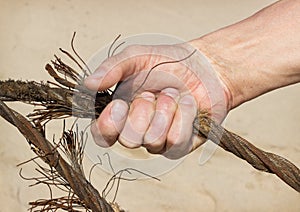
[130,98,155,119]
[98,57,120,73]
[123,44,146,55]
[157,95,177,111]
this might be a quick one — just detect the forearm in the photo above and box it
[191,0,300,109]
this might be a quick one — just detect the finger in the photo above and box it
[118,92,155,148]
[91,99,128,147]
[144,88,179,153]
[84,49,138,91]
[164,94,197,159]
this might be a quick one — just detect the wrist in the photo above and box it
[189,36,238,111]
[190,0,300,110]
[190,32,276,110]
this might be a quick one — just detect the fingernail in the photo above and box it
[179,95,196,106]
[111,101,128,121]
[162,88,179,99]
[140,91,155,102]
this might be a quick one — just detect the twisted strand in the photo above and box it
[0,100,114,211]
[194,113,300,192]
[0,80,112,122]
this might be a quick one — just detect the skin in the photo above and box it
[85,0,300,159]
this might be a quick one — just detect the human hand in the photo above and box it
[85,43,230,159]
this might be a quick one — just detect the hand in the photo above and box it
[85,43,230,159]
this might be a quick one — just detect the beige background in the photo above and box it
[0,0,299,211]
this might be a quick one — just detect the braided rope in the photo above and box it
[0,100,114,212]
[194,113,300,192]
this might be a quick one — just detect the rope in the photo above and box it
[193,113,300,192]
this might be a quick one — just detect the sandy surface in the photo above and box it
[0,0,299,211]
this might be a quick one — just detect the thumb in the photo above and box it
[84,52,138,91]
